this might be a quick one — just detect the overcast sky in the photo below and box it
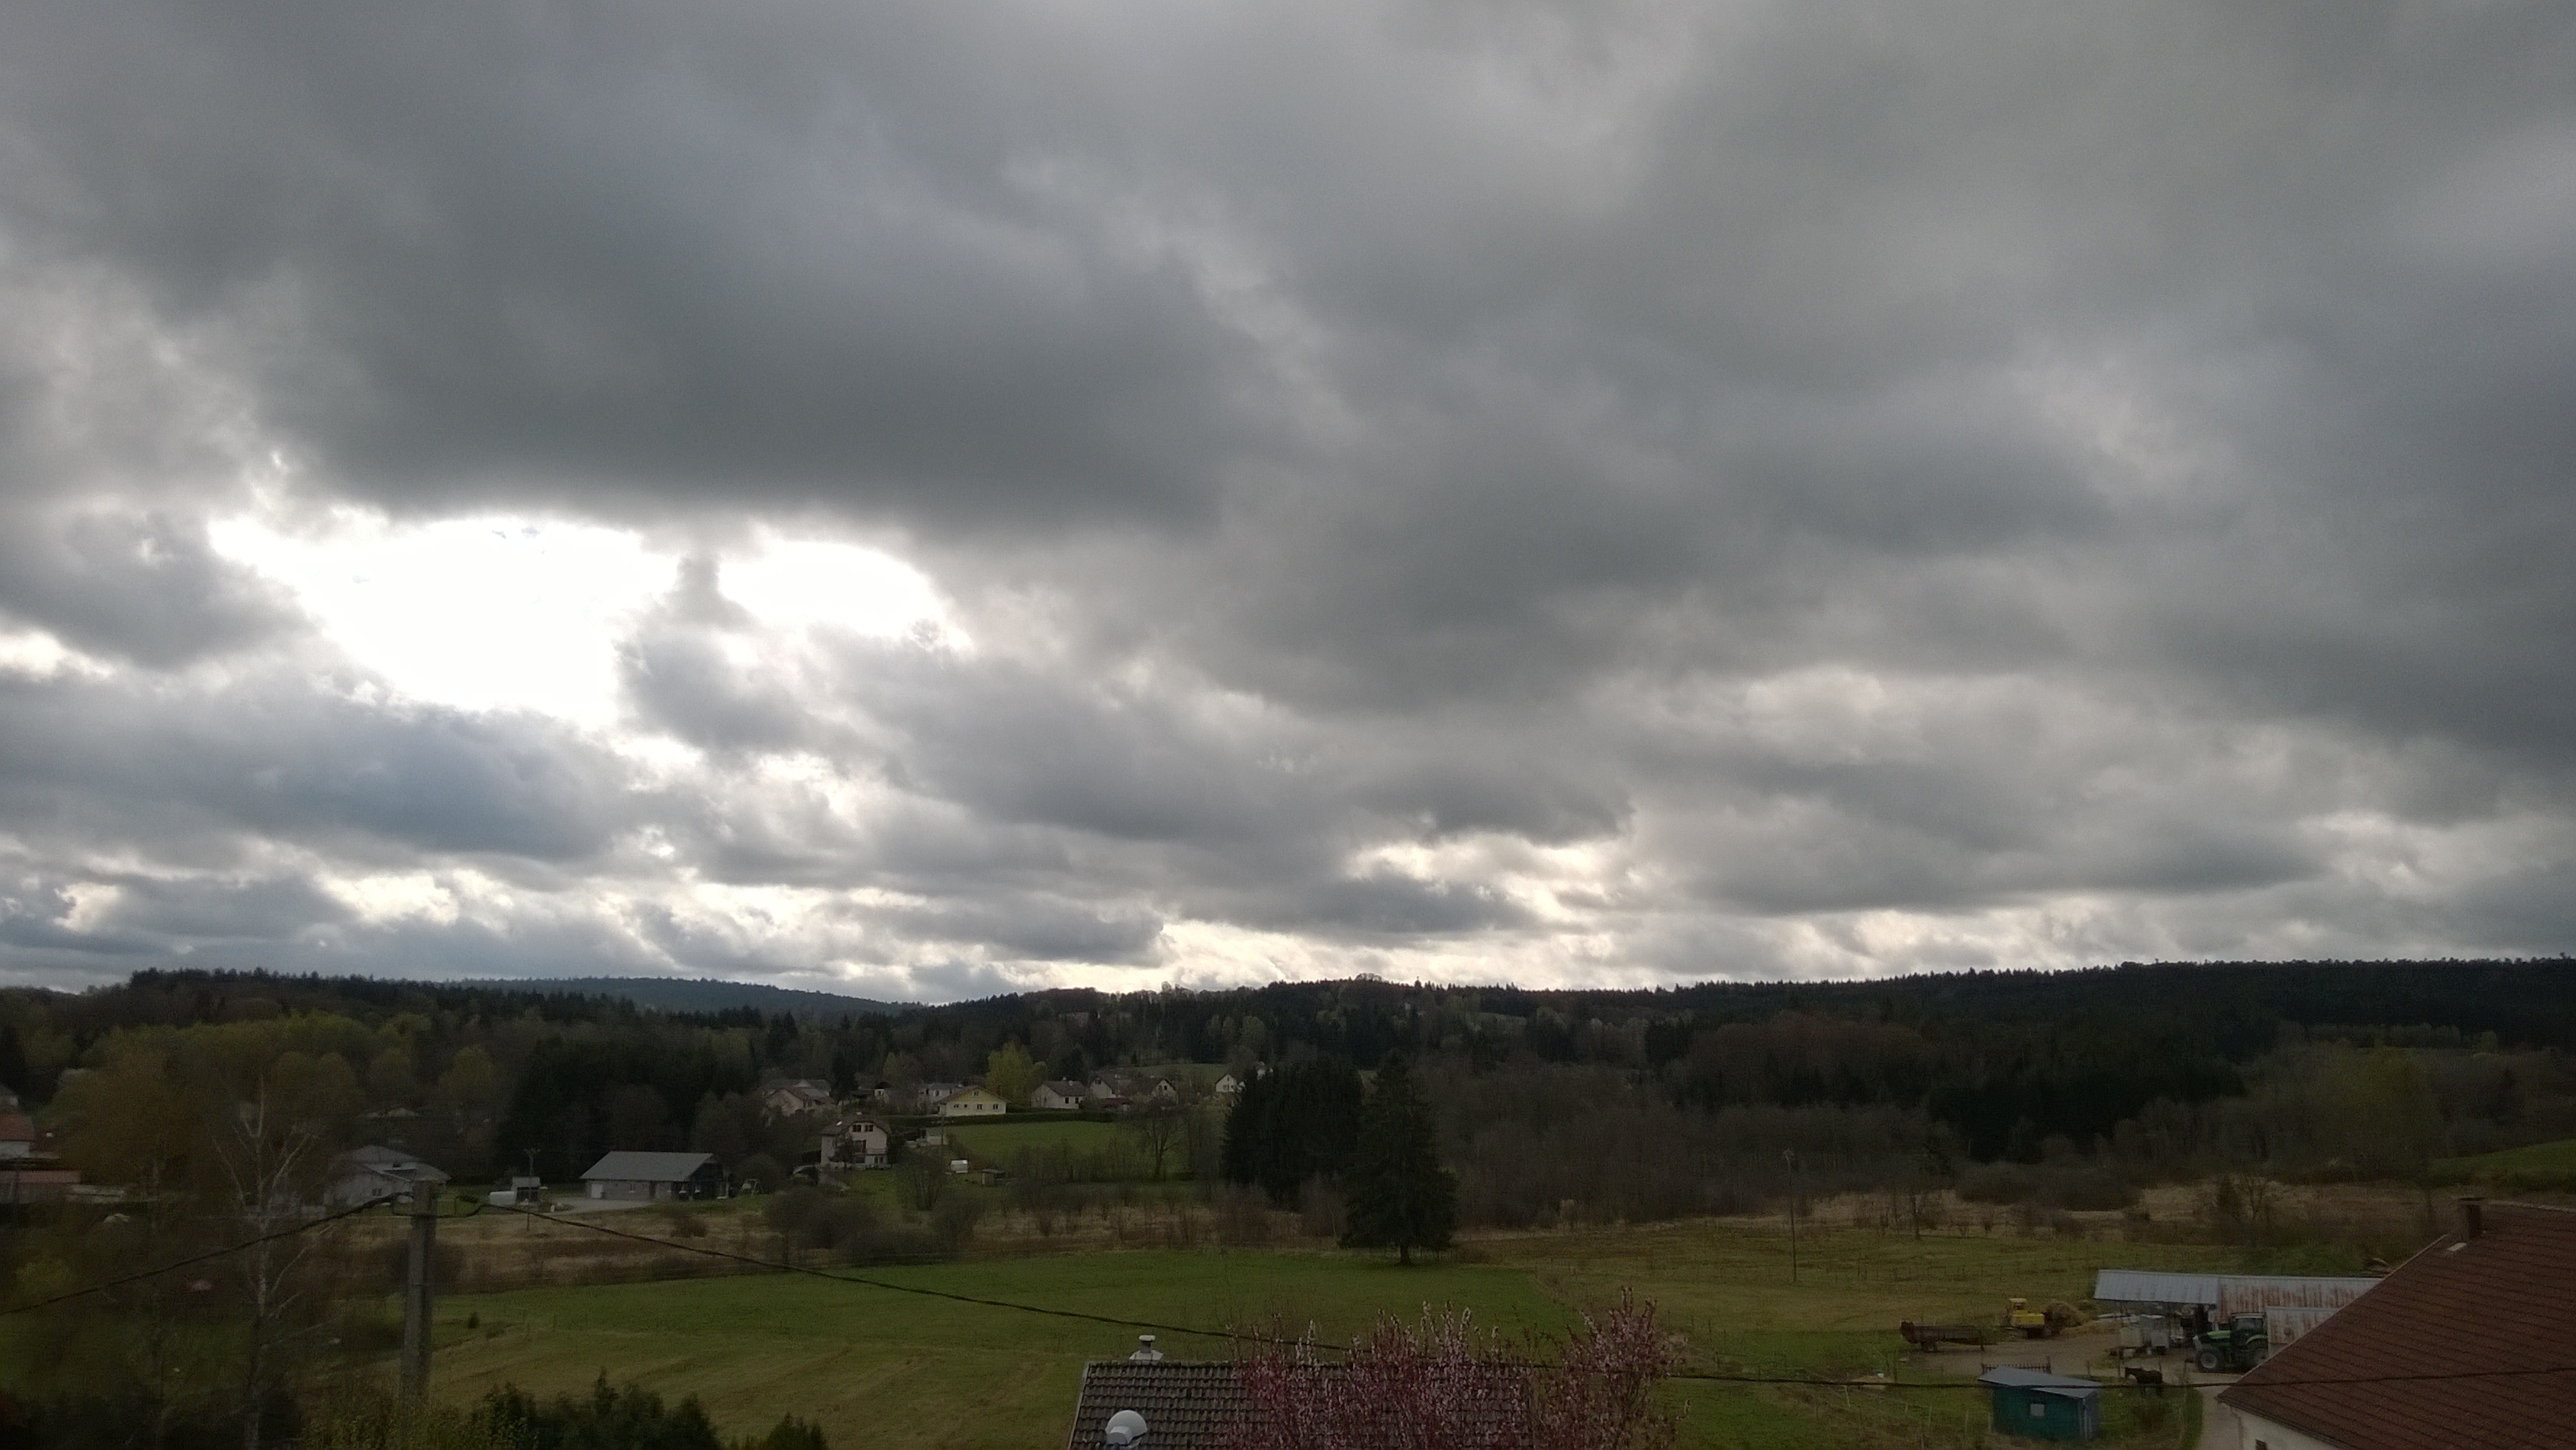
[0,0,2569,1001]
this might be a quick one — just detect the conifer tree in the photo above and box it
[1339,1054,1455,1264]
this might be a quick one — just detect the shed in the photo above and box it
[1978,1367,2100,1441]
[579,1151,727,1201]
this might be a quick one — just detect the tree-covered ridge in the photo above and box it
[1,959,2568,1183]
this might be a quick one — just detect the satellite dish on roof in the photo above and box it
[1103,1409,1147,1447]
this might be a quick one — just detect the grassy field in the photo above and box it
[945,1116,1132,1161]
[2438,1136,2576,1177]
[428,1250,1564,1449]
[421,1216,2234,1450]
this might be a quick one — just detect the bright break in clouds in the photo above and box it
[0,0,2571,1000]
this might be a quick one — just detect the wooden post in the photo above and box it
[400,1184,438,1396]
[1784,1149,1799,1285]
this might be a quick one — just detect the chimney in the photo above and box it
[2461,1197,2485,1240]
[1129,1333,1162,1362]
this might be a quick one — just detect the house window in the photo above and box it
[2028,1404,2046,1418]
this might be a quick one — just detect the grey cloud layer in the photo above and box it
[0,0,2570,990]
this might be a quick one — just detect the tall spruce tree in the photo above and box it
[1221,1057,1364,1205]
[1339,1054,1456,1264]
[0,1022,25,1096]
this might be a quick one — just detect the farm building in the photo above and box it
[2092,1269,2380,1319]
[324,1145,450,1208]
[2094,1267,2382,1356]
[1978,1367,2101,1441]
[579,1150,727,1201]
[938,1087,1009,1118]
[2218,1201,2576,1450]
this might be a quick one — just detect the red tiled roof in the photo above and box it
[2221,1202,2576,1450]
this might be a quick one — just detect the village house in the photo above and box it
[938,1086,1009,1118]
[580,1150,729,1201]
[763,1079,835,1117]
[1212,1073,1242,1101]
[1031,1080,1088,1111]
[916,1082,966,1111]
[820,1117,891,1169]
[1084,1079,1125,1109]
[2218,1200,2576,1450]
[324,1145,450,1209]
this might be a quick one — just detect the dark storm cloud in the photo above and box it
[0,0,1260,526]
[0,666,642,863]
[0,0,2569,987]
[0,510,299,666]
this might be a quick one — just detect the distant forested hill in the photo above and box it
[505,977,902,1019]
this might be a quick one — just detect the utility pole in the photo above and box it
[1783,1149,1800,1286]
[400,1182,439,1397]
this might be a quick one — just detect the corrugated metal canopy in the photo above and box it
[2093,1270,2220,1306]
[2092,1269,2377,1312]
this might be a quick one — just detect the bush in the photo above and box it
[730,1417,829,1450]
[931,1194,986,1251]
[896,1152,946,1211]
[481,1377,723,1450]
[1297,1180,1345,1240]
[1215,1185,1273,1246]
[766,1185,883,1259]
[1958,1160,2137,1212]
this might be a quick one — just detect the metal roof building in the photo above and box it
[2092,1269,2379,1316]
[579,1150,726,1201]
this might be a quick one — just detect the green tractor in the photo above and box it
[2195,1312,2269,1372]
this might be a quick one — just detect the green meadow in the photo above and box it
[2438,1135,2576,1180]
[943,1116,1134,1162]
[424,1219,2231,1450]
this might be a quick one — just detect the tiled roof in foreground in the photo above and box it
[1064,1362,1250,1450]
[2220,1202,2576,1450]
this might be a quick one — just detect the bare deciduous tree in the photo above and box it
[1231,1294,1678,1450]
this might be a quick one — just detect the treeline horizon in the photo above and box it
[4,958,2571,1188]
